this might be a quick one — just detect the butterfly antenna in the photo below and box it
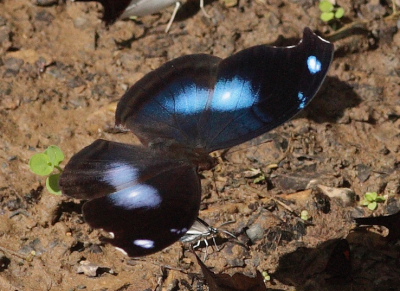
[165,1,181,33]
[219,229,237,239]
[219,138,274,158]
[212,236,219,252]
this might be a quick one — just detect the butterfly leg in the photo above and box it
[199,0,211,18]
[212,236,220,252]
[202,238,209,261]
[193,239,202,249]
[193,238,210,260]
[165,1,181,33]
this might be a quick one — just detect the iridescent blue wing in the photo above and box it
[116,27,334,152]
[60,139,201,257]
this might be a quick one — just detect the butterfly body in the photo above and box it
[74,0,204,32]
[60,28,334,257]
[181,218,221,245]
[119,0,179,19]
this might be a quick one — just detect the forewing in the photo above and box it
[200,27,334,150]
[116,28,333,152]
[116,54,221,148]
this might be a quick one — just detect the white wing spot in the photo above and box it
[134,239,155,249]
[109,184,162,210]
[104,162,139,190]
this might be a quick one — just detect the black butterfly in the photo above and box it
[60,27,334,257]
[180,218,236,248]
[74,0,209,31]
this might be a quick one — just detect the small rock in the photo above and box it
[77,260,114,277]
[6,198,23,211]
[357,164,371,183]
[0,26,11,43]
[246,224,264,243]
[73,17,89,29]
[3,57,24,75]
[0,16,7,26]
[317,185,356,207]
[35,10,55,23]
[88,244,103,254]
[384,180,400,196]
[67,76,86,89]
[77,261,100,277]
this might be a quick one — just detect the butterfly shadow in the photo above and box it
[174,0,218,22]
[54,199,85,224]
[303,75,363,124]
[273,235,400,291]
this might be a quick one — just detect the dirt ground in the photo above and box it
[0,0,400,290]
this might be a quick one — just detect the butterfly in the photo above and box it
[181,218,236,248]
[73,0,209,32]
[59,27,334,257]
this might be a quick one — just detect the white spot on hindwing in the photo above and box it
[103,162,162,210]
[134,239,155,249]
[109,184,162,210]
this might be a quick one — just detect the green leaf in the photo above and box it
[335,7,345,19]
[253,174,266,184]
[45,145,65,167]
[361,200,370,206]
[301,210,310,221]
[365,192,378,202]
[319,1,334,13]
[46,173,62,195]
[368,201,377,211]
[262,271,271,281]
[375,196,386,203]
[30,153,54,176]
[320,11,335,22]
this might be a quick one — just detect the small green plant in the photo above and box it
[319,1,345,22]
[253,171,267,184]
[262,270,271,282]
[243,168,267,184]
[301,210,311,221]
[361,192,385,211]
[29,145,64,195]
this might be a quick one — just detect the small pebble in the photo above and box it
[246,224,264,243]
